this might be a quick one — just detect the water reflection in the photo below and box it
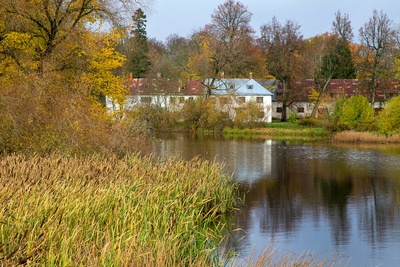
[154,134,400,266]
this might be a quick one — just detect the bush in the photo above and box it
[378,95,400,135]
[297,117,320,127]
[0,74,148,156]
[336,95,375,131]
[233,101,266,129]
[130,104,178,133]
[181,98,232,132]
[288,111,297,123]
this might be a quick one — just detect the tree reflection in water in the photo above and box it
[154,134,400,266]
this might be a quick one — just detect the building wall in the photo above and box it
[124,94,273,123]
[271,102,334,120]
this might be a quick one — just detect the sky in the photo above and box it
[145,0,400,43]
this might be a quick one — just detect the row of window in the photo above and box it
[276,107,305,113]
[140,96,264,104]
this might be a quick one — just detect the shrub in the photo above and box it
[233,101,266,129]
[181,98,232,132]
[297,117,319,127]
[130,104,178,132]
[0,74,148,156]
[288,111,297,123]
[378,95,400,135]
[338,95,375,131]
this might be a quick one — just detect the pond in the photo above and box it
[153,133,400,267]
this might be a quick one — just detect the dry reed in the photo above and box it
[332,130,400,144]
[228,243,347,267]
[0,153,238,266]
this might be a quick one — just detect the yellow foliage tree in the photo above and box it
[0,0,149,154]
[82,31,127,118]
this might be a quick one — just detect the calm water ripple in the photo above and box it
[154,134,400,267]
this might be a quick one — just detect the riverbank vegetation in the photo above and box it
[1,0,400,266]
[0,153,238,266]
[223,122,330,142]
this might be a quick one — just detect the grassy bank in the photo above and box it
[0,154,238,266]
[331,130,400,144]
[223,122,330,142]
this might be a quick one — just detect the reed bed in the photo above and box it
[332,130,400,144]
[0,153,238,266]
[228,243,347,267]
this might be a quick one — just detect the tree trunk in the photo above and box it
[281,80,287,121]
[310,79,331,119]
[281,101,287,122]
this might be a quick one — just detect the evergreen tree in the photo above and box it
[322,10,356,79]
[130,8,151,77]
[321,38,356,79]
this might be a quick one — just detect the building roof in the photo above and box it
[126,73,274,97]
[275,79,400,102]
[205,77,274,96]
[126,77,203,96]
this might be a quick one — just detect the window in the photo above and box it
[141,96,152,104]
[256,97,263,103]
[276,107,283,113]
[247,84,253,89]
[238,97,246,103]
[179,97,185,103]
[297,107,305,113]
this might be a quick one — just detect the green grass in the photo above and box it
[223,121,330,142]
[0,153,238,266]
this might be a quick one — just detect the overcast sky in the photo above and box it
[145,0,400,43]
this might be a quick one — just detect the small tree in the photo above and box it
[259,16,304,121]
[378,96,400,134]
[339,95,375,130]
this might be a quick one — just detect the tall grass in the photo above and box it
[229,245,346,267]
[332,130,400,144]
[0,154,238,266]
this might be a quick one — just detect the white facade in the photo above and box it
[122,76,274,123]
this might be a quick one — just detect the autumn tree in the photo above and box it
[160,34,192,78]
[259,16,304,121]
[303,33,337,118]
[358,10,398,104]
[0,0,151,154]
[187,0,257,97]
[146,38,167,77]
[0,0,145,75]
[306,12,356,118]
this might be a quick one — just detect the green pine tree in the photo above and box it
[322,38,356,79]
[332,39,356,79]
[130,8,151,77]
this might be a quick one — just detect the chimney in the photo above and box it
[129,73,133,80]
[220,72,225,79]
[249,72,253,80]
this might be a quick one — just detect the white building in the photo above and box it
[123,73,274,123]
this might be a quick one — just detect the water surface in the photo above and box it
[154,133,400,266]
